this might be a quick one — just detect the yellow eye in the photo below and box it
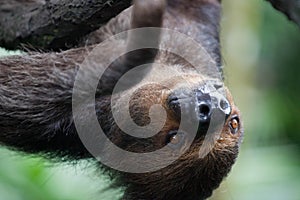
[166,131,185,147]
[170,134,180,145]
[229,117,239,134]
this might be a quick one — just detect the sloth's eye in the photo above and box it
[168,96,181,116]
[229,117,239,134]
[166,130,185,146]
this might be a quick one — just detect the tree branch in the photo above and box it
[0,0,131,51]
[266,0,300,27]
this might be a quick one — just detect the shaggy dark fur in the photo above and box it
[0,0,243,199]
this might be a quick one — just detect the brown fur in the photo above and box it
[0,0,243,199]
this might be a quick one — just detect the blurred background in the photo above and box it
[0,0,299,199]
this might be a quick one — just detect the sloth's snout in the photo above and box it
[167,83,231,135]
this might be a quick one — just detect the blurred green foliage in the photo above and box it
[257,4,300,147]
[215,0,300,200]
[0,148,121,200]
[0,0,300,200]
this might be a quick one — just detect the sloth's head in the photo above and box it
[104,72,243,200]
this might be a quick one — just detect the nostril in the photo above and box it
[220,99,228,110]
[198,103,211,119]
[219,98,231,116]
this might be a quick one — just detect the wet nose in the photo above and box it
[167,92,213,123]
[167,90,231,126]
[167,82,232,138]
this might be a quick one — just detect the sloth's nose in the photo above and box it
[167,88,231,134]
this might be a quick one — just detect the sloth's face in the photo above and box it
[126,75,243,151]
[113,74,243,199]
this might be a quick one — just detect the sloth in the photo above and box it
[0,0,243,200]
